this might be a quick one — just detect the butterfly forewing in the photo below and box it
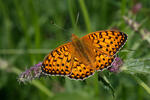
[81,30,128,56]
[41,42,72,76]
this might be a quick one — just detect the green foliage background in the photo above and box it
[0,0,150,100]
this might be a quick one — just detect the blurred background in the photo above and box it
[0,0,150,100]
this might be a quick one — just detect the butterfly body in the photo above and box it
[41,30,128,80]
[71,34,96,69]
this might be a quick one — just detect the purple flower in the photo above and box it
[108,57,123,73]
[132,3,142,14]
[18,62,42,83]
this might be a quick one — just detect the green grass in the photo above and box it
[0,0,150,100]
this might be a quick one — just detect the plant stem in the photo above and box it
[78,0,91,32]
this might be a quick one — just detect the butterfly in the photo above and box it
[41,30,128,80]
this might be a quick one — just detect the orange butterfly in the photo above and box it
[41,30,127,80]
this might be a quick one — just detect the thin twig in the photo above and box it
[123,16,150,44]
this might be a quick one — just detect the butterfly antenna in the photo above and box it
[53,23,69,32]
[75,12,80,25]
[50,19,70,33]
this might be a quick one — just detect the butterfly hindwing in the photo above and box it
[68,51,116,80]
[68,57,94,80]
[94,49,116,71]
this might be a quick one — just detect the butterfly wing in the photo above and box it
[68,57,94,80]
[41,42,73,76]
[68,50,116,80]
[81,30,128,56]
[94,49,116,71]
